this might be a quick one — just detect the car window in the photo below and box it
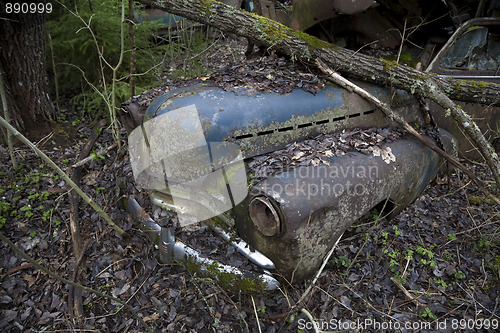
[440,26,500,71]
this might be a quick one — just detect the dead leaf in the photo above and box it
[23,273,37,287]
[143,312,160,322]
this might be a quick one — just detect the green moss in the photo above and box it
[183,257,269,293]
[415,72,430,80]
[468,195,496,206]
[200,0,215,14]
[256,17,287,44]
[248,11,331,52]
[292,30,332,50]
[380,58,399,71]
[466,25,481,32]
[399,52,413,64]
[468,79,493,90]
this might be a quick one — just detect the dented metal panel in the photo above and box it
[233,136,450,282]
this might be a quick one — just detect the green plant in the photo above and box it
[442,250,453,262]
[416,246,436,268]
[433,278,448,288]
[477,236,494,252]
[392,225,401,237]
[42,208,53,222]
[0,200,10,229]
[24,171,40,185]
[29,231,37,238]
[96,186,106,195]
[91,150,105,161]
[47,0,169,120]
[330,255,351,268]
[370,207,381,222]
[381,231,388,245]
[405,249,414,261]
[420,307,437,321]
[383,248,401,274]
[256,305,266,313]
[447,233,457,241]
[453,270,466,280]
[20,205,34,219]
[39,191,50,201]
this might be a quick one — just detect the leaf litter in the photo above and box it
[0,37,499,333]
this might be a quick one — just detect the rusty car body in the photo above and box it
[126,80,456,288]
[425,17,500,158]
[124,17,499,290]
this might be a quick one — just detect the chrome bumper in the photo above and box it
[127,197,280,291]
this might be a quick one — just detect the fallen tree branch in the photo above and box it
[68,118,107,319]
[0,230,151,333]
[315,59,500,206]
[140,0,500,187]
[67,239,91,319]
[0,115,127,236]
[390,277,427,307]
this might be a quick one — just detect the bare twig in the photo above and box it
[300,308,319,333]
[67,239,92,318]
[390,277,427,307]
[71,142,117,168]
[128,0,136,98]
[251,295,263,333]
[68,118,107,318]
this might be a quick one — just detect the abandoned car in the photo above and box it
[124,18,499,290]
[126,82,458,289]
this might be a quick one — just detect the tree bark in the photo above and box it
[140,0,500,186]
[0,2,54,130]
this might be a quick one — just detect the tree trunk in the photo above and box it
[140,0,500,186]
[0,3,54,130]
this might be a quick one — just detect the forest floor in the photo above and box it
[1,35,499,333]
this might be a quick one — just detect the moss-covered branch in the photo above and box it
[141,0,500,105]
[140,0,500,186]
